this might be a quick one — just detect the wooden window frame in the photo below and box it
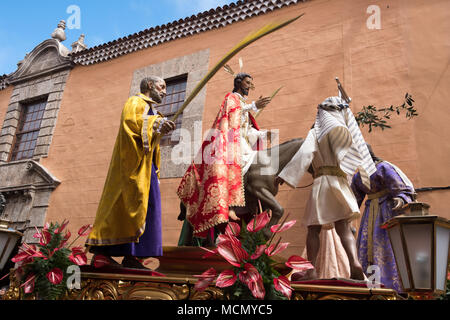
[156,74,187,147]
[9,99,47,162]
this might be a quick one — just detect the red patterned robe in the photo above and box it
[177,92,261,238]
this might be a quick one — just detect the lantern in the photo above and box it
[0,220,22,271]
[383,203,450,299]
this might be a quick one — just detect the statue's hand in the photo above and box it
[274,176,285,188]
[229,209,240,221]
[392,197,404,211]
[160,120,176,135]
[255,96,271,110]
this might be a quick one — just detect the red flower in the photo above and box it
[40,229,52,246]
[22,274,36,294]
[92,255,111,268]
[216,233,241,247]
[247,211,270,232]
[239,263,261,285]
[12,244,39,264]
[216,269,237,288]
[274,275,293,299]
[285,255,314,272]
[69,247,87,266]
[46,268,63,285]
[250,244,266,260]
[59,230,71,248]
[239,263,265,299]
[77,224,92,236]
[31,250,48,260]
[270,220,296,233]
[200,247,218,259]
[265,242,289,257]
[54,219,69,234]
[217,238,248,267]
[225,222,240,237]
[194,267,217,292]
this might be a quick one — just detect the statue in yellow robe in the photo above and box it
[86,77,175,269]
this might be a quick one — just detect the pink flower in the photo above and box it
[250,245,266,260]
[69,247,87,266]
[46,268,63,285]
[225,222,240,237]
[77,224,92,236]
[285,255,315,272]
[22,274,36,294]
[239,263,265,299]
[265,242,289,257]
[216,270,237,288]
[274,275,293,299]
[54,219,69,234]
[247,211,271,232]
[249,279,265,300]
[217,238,248,267]
[270,220,296,233]
[239,263,261,285]
[194,268,217,292]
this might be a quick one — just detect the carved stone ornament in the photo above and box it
[7,37,73,85]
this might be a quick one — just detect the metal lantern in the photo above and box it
[0,220,22,271]
[383,203,450,299]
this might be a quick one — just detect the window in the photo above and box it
[9,100,46,161]
[156,75,187,146]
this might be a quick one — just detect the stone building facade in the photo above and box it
[0,0,449,259]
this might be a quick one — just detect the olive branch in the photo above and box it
[355,93,417,132]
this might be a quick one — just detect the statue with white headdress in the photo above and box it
[275,80,376,281]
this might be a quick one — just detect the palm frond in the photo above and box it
[171,14,304,122]
[223,64,235,76]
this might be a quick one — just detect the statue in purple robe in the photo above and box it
[351,144,415,292]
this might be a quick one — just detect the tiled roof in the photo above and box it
[0,74,8,90]
[71,0,307,66]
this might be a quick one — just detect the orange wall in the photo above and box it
[0,86,13,129]
[34,0,450,257]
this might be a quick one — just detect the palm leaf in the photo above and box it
[255,86,283,118]
[171,13,304,122]
[223,64,235,76]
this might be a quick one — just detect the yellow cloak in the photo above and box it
[86,93,162,246]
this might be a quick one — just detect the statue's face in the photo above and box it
[149,80,166,104]
[240,76,253,96]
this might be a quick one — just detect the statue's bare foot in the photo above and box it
[350,265,365,280]
[291,268,318,281]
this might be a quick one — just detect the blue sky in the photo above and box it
[0,0,235,75]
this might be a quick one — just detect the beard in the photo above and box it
[241,87,249,96]
[149,88,163,104]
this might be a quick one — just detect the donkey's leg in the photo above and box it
[247,185,284,239]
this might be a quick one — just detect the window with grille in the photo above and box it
[9,100,46,161]
[156,75,187,146]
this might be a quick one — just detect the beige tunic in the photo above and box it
[304,127,360,226]
[279,127,360,227]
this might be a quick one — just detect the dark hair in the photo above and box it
[140,76,163,94]
[366,143,381,162]
[232,72,252,93]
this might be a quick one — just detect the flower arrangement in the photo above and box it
[194,211,314,300]
[9,220,92,300]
